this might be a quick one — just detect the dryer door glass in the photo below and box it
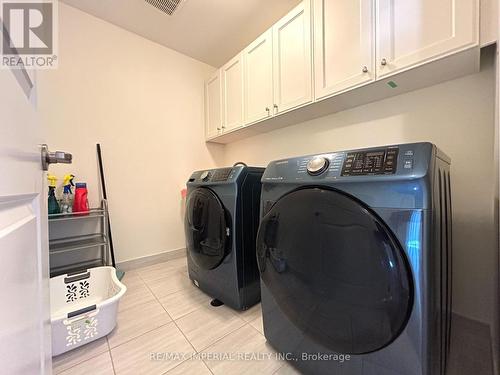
[256,187,413,354]
[185,187,228,270]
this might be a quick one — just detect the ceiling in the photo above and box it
[61,0,301,67]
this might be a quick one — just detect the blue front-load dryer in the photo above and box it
[256,143,452,375]
[185,164,264,310]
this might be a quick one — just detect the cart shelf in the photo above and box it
[49,200,110,277]
[48,208,105,222]
[49,233,108,254]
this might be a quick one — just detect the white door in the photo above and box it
[273,0,312,114]
[376,0,479,78]
[221,54,244,132]
[243,29,274,125]
[205,70,223,139]
[313,0,374,100]
[0,71,52,371]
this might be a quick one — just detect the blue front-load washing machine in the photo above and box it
[185,164,264,310]
[256,142,452,375]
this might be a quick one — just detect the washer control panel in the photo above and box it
[188,167,242,185]
[307,157,329,175]
[294,153,345,177]
[209,168,234,182]
[341,147,399,176]
[261,143,433,182]
[200,171,211,181]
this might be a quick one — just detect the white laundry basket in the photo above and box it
[50,266,126,356]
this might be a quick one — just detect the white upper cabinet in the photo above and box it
[206,0,480,142]
[273,0,312,113]
[376,0,479,78]
[480,0,498,46]
[221,53,244,132]
[205,70,222,139]
[313,0,374,100]
[243,29,274,125]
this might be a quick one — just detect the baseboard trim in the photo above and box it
[116,248,186,271]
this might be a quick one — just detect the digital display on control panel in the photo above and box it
[210,168,233,182]
[341,148,399,176]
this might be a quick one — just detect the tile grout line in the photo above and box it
[248,316,265,334]
[175,287,250,353]
[136,271,193,299]
[194,317,247,353]
[108,313,173,351]
[138,259,244,375]
[131,259,251,375]
[105,337,118,375]
[245,322,287,375]
[53,262,187,375]
[156,265,214,375]
[51,341,109,375]
[110,262,190,351]
[194,321,280,374]
[245,320,265,337]
[116,280,153,314]
[272,363,287,375]
[141,286,192,300]
[138,265,200,375]
[123,260,289,374]
[132,260,187,278]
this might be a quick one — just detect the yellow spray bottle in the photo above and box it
[47,174,60,215]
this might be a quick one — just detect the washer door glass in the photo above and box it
[256,187,413,354]
[185,188,228,270]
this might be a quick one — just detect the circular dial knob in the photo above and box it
[307,157,329,176]
[200,171,210,181]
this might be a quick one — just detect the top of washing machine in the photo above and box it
[187,165,264,187]
[260,142,450,210]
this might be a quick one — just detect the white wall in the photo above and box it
[225,49,497,326]
[39,4,224,263]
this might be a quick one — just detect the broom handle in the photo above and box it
[97,144,116,268]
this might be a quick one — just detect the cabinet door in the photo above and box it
[205,70,222,139]
[376,0,478,78]
[243,29,274,125]
[273,0,312,113]
[221,54,244,132]
[313,0,374,100]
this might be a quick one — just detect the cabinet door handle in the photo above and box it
[222,125,226,130]
[381,58,387,66]
[362,66,368,73]
[217,127,221,131]
[273,104,278,114]
[265,107,270,116]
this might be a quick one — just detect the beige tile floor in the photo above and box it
[51,256,494,375]
[53,257,295,375]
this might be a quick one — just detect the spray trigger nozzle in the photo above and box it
[64,174,75,187]
[47,174,58,188]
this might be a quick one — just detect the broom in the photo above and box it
[97,144,125,280]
